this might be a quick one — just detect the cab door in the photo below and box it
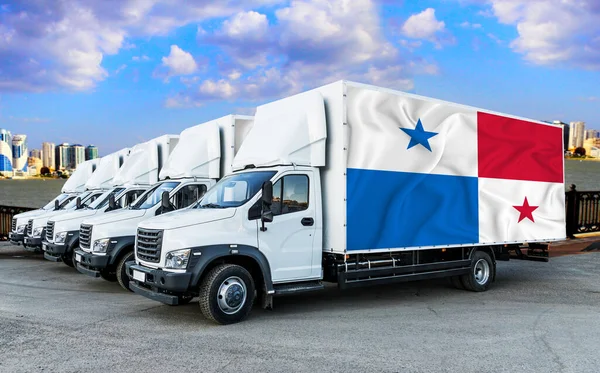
[258,172,318,282]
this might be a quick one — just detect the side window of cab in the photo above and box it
[171,184,208,209]
[271,175,309,216]
[120,189,145,208]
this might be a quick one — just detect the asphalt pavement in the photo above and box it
[1,241,599,373]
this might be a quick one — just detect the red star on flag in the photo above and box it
[513,197,539,223]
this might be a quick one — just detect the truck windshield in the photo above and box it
[195,171,276,209]
[42,193,70,210]
[62,192,92,209]
[131,182,180,210]
[88,188,126,210]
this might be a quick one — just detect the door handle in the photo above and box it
[301,218,314,226]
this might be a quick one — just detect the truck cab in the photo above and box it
[9,159,99,246]
[10,192,77,245]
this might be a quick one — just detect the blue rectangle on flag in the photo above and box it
[346,168,479,251]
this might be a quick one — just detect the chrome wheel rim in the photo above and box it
[217,276,246,315]
[474,259,490,285]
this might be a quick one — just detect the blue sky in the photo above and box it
[0,0,598,155]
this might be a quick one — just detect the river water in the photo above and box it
[1,159,599,208]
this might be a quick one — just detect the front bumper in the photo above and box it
[74,249,110,278]
[43,241,67,262]
[8,232,24,245]
[23,236,43,250]
[126,262,193,305]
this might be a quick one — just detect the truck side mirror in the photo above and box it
[260,181,273,231]
[54,200,59,211]
[76,197,82,209]
[108,194,116,211]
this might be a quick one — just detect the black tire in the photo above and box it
[63,248,76,268]
[460,251,494,292]
[450,276,464,290]
[99,269,117,282]
[199,264,255,325]
[116,251,135,292]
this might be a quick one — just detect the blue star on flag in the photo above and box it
[400,119,438,152]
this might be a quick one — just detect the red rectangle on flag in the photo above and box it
[477,112,563,183]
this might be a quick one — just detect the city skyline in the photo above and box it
[0,127,99,174]
[0,1,597,154]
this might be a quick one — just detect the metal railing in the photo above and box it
[0,205,35,239]
[566,185,600,238]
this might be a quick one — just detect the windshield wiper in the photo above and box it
[200,203,224,209]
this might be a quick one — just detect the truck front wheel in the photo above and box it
[460,250,494,292]
[199,264,255,325]
[62,249,76,268]
[116,251,135,292]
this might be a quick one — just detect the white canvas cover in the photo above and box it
[160,115,253,180]
[232,91,326,171]
[61,159,99,193]
[84,148,130,190]
[113,135,179,186]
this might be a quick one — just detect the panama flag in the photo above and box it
[345,86,565,252]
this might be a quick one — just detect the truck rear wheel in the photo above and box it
[116,251,135,292]
[199,264,255,325]
[460,251,494,292]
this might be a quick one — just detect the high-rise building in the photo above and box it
[85,145,99,160]
[30,149,42,159]
[568,121,585,150]
[55,143,72,171]
[73,144,85,168]
[0,128,12,173]
[12,134,28,172]
[42,142,55,170]
[585,129,598,140]
[552,121,569,152]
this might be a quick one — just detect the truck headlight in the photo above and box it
[17,224,26,234]
[164,249,191,269]
[55,231,68,244]
[92,238,110,253]
[33,227,44,238]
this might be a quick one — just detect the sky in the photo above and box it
[0,0,598,155]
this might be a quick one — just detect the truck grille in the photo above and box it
[46,221,55,241]
[80,224,92,250]
[12,218,16,232]
[27,219,33,236]
[136,228,163,263]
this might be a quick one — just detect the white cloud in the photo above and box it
[401,8,454,48]
[172,0,435,107]
[0,0,285,92]
[221,11,268,40]
[114,64,127,74]
[160,45,197,79]
[478,0,600,69]
[460,21,482,29]
[132,55,150,62]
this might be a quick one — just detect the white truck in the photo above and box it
[11,159,101,247]
[41,137,177,267]
[21,149,130,251]
[127,81,565,324]
[75,115,253,291]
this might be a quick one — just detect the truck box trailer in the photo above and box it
[75,115,253,291]
[127,80,565,324]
